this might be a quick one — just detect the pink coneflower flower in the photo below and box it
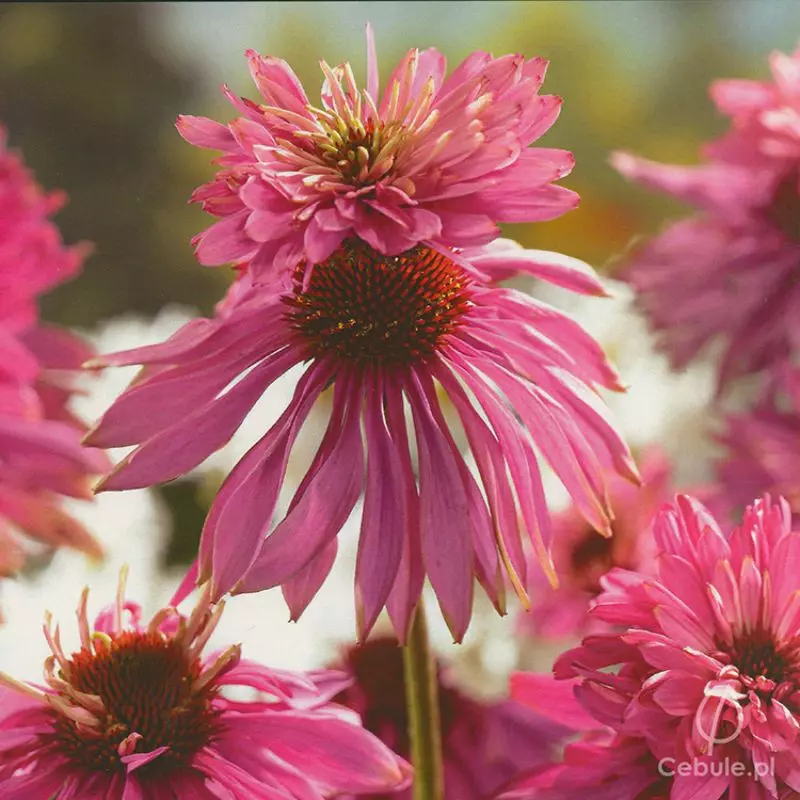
[714,369,800,522]
[0,127,107,581]
[330,636,563,800]
[0,569,411,798]
[612,47,800,391]
[518,447,670,640]
[549,494,800,799]
[87,233,638,642]
[178,27,578,283]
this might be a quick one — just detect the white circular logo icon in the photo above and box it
[695,690,744,755]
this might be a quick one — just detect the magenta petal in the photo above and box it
[670,773,729,800]
[406,370,473,642]
[472,248,608,296]
[85,318,214,369]
[246,51,310,116]
[239,375,364,594]
[417,365,503,609]
[22,323,95,370]
[447,347,554,584]
[414,47,447,95]
[235,712,408,792]
[486,289,625,390]
[471,352,611,535]
[510,673,598,731]
[435,361,512,605]
[122,746,170,773]
[175,115,236,151]
[0,416,107,474]
[304,214,347,264]
[355,376,406,639]
[87,339,286,448]
[200,365,330,594]
[194,212,256,266]
[610,151,753,210]
[282,539,338,621]
[480,183,580,223]
[710,78,775,117]
[382,375,424,643]
[0,767,73,800]
[98,352,296,492]
[0,330,39,385]
[537,366,639,484]
[435,211,499,249]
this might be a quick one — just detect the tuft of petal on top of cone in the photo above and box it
[178,26,578,284]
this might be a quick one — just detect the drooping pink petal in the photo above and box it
[355,374,407,639]
[405,370,473,642]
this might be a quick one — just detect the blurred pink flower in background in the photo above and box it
[613,47,800,392]
[331,636,565,800]
[497,673,667,799]
[547,494,800,799]
[0,127,108,585]
[494,732,669,800]
[87,233,637,643]
[0,570,411,799]
[518,447,671,640]
[714,368,800,522]
[178,26,578,283]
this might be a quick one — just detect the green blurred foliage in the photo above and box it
[0,3,228,325]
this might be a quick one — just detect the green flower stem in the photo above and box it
[402,603,444,800]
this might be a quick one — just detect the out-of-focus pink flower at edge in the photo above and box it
[177,25,579,283]
[330,637,567,800]
[518,447,671,640]
[0,568,411,799]
[505,494,800,800]
[612,47,800,392]
[0,126,86,329]
[0,126,108,582]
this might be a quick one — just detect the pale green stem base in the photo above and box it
[402,604,445,800]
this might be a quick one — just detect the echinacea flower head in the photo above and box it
[178,26,578,283]
[331,636,563,800]
[0,569,411,799]
[518,447,671,640]
[0,127,107,583]
[87,232,638,643]
[612,47,800,391]
[551,494,800,799]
